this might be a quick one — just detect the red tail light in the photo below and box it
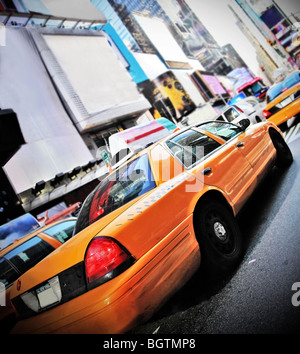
[236,107,244,113]
[85,237,132,285]
[263,109,271,118]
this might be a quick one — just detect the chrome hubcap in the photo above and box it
[213,221,227,241]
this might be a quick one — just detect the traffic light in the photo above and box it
[0,109,25,166]
[0,109,25,224]
[0,169,24,225]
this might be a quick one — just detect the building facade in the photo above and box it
[0,10,152,223]
[229,0,299,81]
[91,0,234,75]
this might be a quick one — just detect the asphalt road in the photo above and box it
[132,127,300,335]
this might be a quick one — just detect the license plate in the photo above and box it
[280,96,292,107]
[36,276,61,308]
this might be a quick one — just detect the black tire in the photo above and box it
[270,130,293,168]
[278,121,288,132]
[194,200,243,274]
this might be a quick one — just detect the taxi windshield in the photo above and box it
[196,121,243,141]
[75,154,156,233]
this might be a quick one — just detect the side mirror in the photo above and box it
[239,118,250,130]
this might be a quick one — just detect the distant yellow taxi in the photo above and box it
[10,120,292,334]
[263,71,300,127]
[0,217,76,330]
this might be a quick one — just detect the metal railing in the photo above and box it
[0,11,106,30]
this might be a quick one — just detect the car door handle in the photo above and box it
[201,167,212,175]
[236,142,244,148]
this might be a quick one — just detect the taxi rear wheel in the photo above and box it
[194,200,243,274]
[270,130,293,168]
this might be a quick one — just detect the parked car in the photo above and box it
[263,71,300,128]
[10,120,292,334]
[0,217,77,331]
[235,96,266,122]
[214,101,264,126]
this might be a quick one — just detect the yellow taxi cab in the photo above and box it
[0,217,77,331]
[10,120,292,334]
[263,71,300,127]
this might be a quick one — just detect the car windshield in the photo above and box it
[241,81,263,96]
[250,81,263,94]
[75,154,156,233]
[196,121,243,141]
[266,71,300,103]
[243,98,259,107]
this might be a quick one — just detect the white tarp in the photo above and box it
[35,31,150,132]
[44,34,145,114]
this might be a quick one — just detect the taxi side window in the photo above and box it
[166,129,221,168]
[0,237,54,287]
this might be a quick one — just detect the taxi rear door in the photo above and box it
[189,124,257,214]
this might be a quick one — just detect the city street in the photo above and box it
[132,124,300,334]
[1,1,300,340]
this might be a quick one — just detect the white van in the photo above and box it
[108,118,178,170]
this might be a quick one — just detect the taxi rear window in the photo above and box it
[0,236,54,288]
[75,154,156,234]
[43,219,76,243]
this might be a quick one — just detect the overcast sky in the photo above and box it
[185,0,260,74]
